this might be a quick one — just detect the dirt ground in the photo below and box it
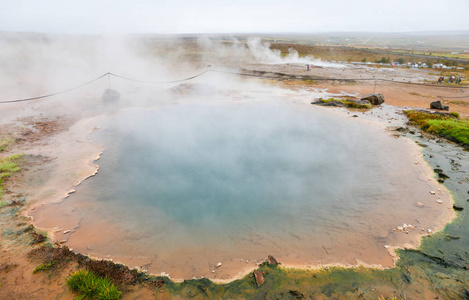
[0,61,467,299]
[242,63,469,115]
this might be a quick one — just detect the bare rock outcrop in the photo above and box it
[253,270,265,287]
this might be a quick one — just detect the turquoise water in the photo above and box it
[93,103,356,233]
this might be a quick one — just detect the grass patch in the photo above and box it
[33,262,54,274]
[67,270,122,300]
[404,110,469,146]
[0,154,23,201]
[0,137,14,152]
[449,100,469,107]
[409,92,435,98]
[0,153,23,178]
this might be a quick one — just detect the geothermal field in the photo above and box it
[1,33,468,298]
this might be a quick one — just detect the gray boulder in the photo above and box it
[360,93,385,105]
[430,100,449,111]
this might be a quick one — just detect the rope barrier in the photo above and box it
[0,73,109,104]
[0,70,210,104]
[0,67,467,104]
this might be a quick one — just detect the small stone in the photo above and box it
[436,199,443,204]
[216,262,222,268]
[427,229,432,233]
[63,230,71,234]
[415,202,424,208]
[453,204,464,211]
[430,191,436,195]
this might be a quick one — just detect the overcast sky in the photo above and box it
[1,0,468,34]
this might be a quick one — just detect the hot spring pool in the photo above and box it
[33,101,450,281]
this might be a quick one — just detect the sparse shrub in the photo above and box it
[67,270,122,300]
[376,57,390,64]
[450,112,460,119]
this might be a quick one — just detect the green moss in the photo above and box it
[321,98,372,109]
[33,262,54,274]
[67,270,122,300]
[343,100,372,109]
[426,119,469,145]
[404,110,469,146]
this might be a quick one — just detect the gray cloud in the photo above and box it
[1,0,468,34]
